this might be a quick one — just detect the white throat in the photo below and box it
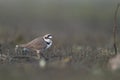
[43,38,52,49]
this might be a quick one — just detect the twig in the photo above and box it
[113,3,120,55]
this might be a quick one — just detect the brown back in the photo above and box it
[19,37,47,51]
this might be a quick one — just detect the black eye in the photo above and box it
[48,35,51,37]
[45,37,47,39]
[48,35,52,38]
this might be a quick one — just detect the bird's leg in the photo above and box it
[35,50,41,59]
[40,52,48,61]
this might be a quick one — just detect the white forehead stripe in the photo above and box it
[49,36,52,38]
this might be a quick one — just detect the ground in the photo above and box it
[0,42,120,80]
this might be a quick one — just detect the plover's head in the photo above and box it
[43,34,52,39]
[43,34,53,49]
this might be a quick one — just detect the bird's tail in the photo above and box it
[15,44,27,53]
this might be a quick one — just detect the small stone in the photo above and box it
[39,58,46,68]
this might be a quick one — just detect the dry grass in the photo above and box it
[0,39,120,80]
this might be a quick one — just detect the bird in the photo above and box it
[15,34,53,59]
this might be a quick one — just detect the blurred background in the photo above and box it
[0,0,119,46]
[0,0,120,80]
